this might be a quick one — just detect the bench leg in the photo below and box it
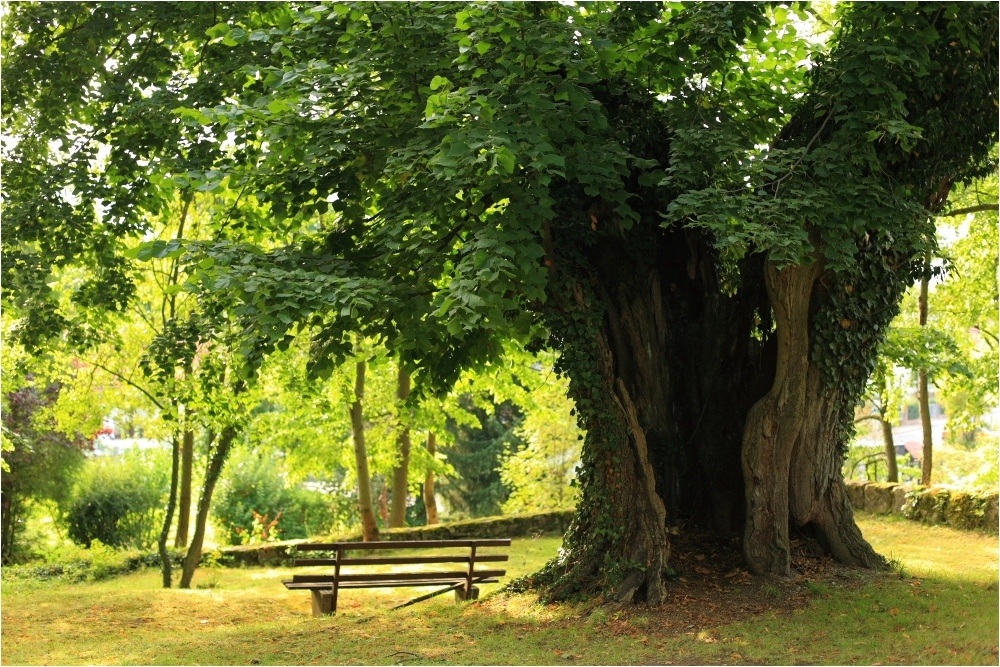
[454,586,479,602]
[310,589,335,616]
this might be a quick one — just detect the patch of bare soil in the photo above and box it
[605,525,872,633]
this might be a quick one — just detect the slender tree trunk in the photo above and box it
[881,419,898,483]
[0,492,20,565]
[350,361,379,542]
[918,370,933,485]
[918,273,933,486]
[390,366,411,528]
[174,423,194,548]
[158,434,181,588]
[165,198,193,551]
[378,483,389,522]
[179,425,237,588]
[742,259,821,576]
[423,432,439,525]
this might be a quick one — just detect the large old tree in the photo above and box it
[4,2,997,603]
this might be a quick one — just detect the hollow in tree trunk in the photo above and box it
[350,361,379,542]
[533,195,888,601]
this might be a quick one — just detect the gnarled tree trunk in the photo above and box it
[788,366,887,568]
[536,213,774,602]
[742,259,821,576]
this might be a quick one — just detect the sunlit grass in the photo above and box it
[2,520,997,665]
[856,512,998,582]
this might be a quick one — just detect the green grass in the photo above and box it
[2,518,997,665]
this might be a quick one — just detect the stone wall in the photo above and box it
[845,481,998,534]
[208,509,574,567]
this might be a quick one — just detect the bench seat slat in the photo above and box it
[293,554,509,567]
[296,538,511,551]
[289,569,505,584]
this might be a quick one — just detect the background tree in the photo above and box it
[1,378,90,564]
[934,180,999,443]
[856,349,908,483]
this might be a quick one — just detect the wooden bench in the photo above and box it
[283,538,510,615]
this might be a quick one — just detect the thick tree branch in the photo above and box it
[937,203,998,217]
[853,414,884,424]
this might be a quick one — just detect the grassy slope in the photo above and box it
[1,516,996,666]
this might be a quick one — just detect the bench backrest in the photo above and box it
[294,538,510,568]
[297,538,511,551]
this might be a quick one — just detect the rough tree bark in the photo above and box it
[788,367,886,568]
[741,259,822,575]
[424,432,439,525]
[536,198,775,601]
[350,361,379,542]
[390,366,411,528]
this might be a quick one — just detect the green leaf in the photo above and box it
[267,98,293,114]
[206,22,231,39]
[429,75,451,91]
[494,146,516,175]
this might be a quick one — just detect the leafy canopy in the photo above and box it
[3,2,997,393]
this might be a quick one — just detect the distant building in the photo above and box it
[91,415,167,455]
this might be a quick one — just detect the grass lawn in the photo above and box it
[2,515,996,665]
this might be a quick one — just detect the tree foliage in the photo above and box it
[64,448,170,550]
[1,379,91,563]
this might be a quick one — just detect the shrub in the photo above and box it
[213,450,354,545]
[63,448,169,550]
[1,540,185,583]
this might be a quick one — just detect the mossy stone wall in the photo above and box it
[209,510,575,567]
[845,481,998,534]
